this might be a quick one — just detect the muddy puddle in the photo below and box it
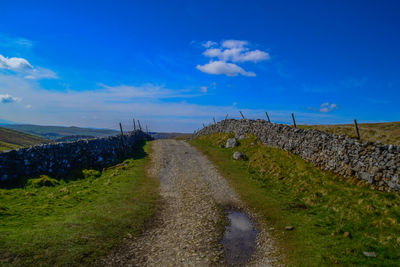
[222,210,258,265]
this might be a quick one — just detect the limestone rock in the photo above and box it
[233,151,246,160]
[226,138,238,148]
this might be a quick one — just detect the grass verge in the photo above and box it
[0,141,159,266]
[298,121,400,145]
[190,133,400,266]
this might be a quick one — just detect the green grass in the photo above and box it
[298,121,400,145]
[0,142,159,266]
[0,127,48,151]
[190,133,400,266]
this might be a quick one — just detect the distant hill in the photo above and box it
[150,132,190,139]
[0,127,49,151]
[2,124,118,141]
[299,121,400,145]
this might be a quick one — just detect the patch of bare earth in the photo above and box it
[98,139,283,266]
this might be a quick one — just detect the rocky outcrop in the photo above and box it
[194,119,400,192]
[0,131,151,186]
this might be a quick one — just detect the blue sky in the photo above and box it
[0,0,399,132]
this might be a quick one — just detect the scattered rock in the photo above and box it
[363,251,376,257]
[237,135,246,140]
[285,226,294,231]
[343,232,352,238]
[233,151,246,160]
[226,138,238,148]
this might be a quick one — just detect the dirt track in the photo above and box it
[99,139,281,266]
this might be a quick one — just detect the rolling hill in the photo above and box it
[0,127,49,151]
[299,121,400,145]
[2,124,119,141]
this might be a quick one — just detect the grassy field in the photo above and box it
[299,121,400,145]
[0,127,48,151]
[190,133,400,266]
[2,124,118,141]
[0,142,159,266]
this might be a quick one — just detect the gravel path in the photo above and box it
[99,139,282,266]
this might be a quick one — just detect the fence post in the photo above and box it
[119,122,126,148]
[239,111,245,119]
[138,120,142,131]
[265,112,271,123]
[133,118,136,131]
[291,113,297,128]
[354,119,360,139]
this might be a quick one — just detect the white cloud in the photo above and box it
[0,34,34,48]
[0,53,57,80]
[24,67,58,80]
[203,48,270,63]
[98,83,201,99]
[203,41,217,48]
[0,94,21,104]
[197,39,270,76]
[221,40,248,49]
[0,54,33,71]
[196,61,256,77]
[319,102,338,113]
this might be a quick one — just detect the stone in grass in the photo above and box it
[285,226,294,231]
[363,251,376,257]
[343,232,352,238]
[226,138,238,148]
[233,151,247,160]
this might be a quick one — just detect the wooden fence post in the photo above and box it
[138,120,142,131]
[119,122,126,147]
[133,118,136,131]
[291,113,297,128]
[240,111,245,119]
[354,119,360,139]
[265,112,271,123]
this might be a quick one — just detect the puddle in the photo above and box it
[222,211,258,265]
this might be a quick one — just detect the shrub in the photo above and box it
[27,175,60,188]
[82,169,101,179]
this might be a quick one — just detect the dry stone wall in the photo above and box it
[195,119,400,192]
[0,131,151,186]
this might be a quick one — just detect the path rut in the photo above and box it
[99,139,281,266]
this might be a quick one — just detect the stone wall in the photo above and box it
[194,119,400,192]
[0,131,151,186]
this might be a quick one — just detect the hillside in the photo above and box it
[2,124,118,141]
[0,127,48,151]
[299,121,400,145]
[150,132,189,139]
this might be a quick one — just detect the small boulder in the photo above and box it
[363,251,376,257]
[226,138,238,148]
[285,226,294,231]
[237,135,246,140]
[233,151,247,160]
